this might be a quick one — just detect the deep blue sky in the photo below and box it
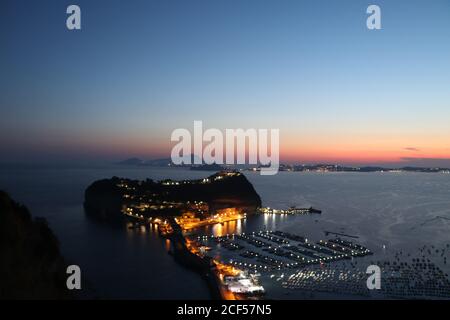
[1,0,450,165]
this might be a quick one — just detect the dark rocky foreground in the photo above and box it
[0,191,71,299]
[84,171,262,221]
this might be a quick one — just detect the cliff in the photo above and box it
[84,178,124,221]
[0,191,71,299]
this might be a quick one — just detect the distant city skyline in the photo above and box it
[2,0,450,166]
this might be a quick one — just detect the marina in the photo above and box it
[195,230,373,272]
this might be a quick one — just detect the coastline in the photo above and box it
[3,165,450,300]
[168,229,222,300]
[161,216,225,299]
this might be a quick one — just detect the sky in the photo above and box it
[1,0,450,166]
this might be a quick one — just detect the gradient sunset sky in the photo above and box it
[1,0,450,166]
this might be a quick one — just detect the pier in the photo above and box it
[258,206,322,215]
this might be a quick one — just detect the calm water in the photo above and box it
[1,165,450,298]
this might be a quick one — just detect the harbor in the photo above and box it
[192,226,450,299]
[122,205,450,300]
[195,230,372,273]
[83,169,450,300]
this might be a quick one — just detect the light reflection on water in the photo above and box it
[200,213,286,237]
[208,218,244,237]
[201,213,292,238]
[165,239,171,252]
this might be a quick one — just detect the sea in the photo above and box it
[1,164,449,299]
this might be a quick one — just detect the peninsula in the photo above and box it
[83,171,265,299]
[84,171,261,228]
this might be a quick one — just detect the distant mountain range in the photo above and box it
[118,155,205,167]
[118,157,173,166]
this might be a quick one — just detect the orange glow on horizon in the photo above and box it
[63,130,450,165]
[280,132,450,164]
